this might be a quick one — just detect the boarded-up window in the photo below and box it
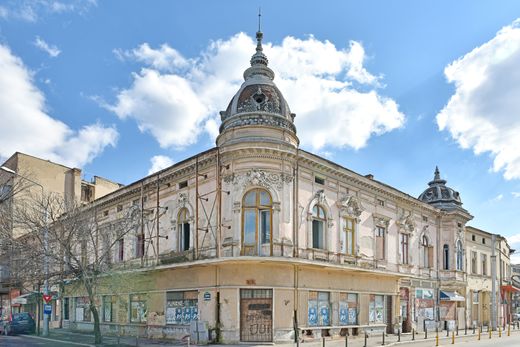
[339,293,358,325]
[166,291,198,325]
[427,246,434,268]
[375,226,385,260]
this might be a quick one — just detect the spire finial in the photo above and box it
[434,166,440,180]
[255,7,263,53]
[258,7,261,32]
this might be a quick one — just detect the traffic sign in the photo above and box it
[43,294,52,303]
[44,304,52,315]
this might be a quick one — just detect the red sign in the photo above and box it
[43,294,52,303]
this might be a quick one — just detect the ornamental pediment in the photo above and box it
[337,194,364,218]
[223,169,293,191]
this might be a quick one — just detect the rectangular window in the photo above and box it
[314,176,325,185]
[178,180,188,189]
[481,254,487,276]
[117,204,123,212]
[375,226,385,260]
[422,216,428,222]
[136,234,145,258]
[400,233,409,264]
[471,234,476,241]
[339,293,358,325]
[308,291,330,326]
[103,210,109,217]
[166,291,198,325]
[312,220,324,249]
[63,297,70,320]
[129,294,147,323]
[343,218,355,255]
[102,296,114,322]
[482,238,486,244]
[377,199,385,207]
[132,199,139,206]
[471,251,477,274]
[369,294,385,324]
[75,297,91,322]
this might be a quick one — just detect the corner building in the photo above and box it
[63,29,502,342]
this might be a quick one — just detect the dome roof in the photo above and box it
[218,30,297,139]
[418,167,463,210]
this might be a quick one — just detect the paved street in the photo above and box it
[1,330,520,347]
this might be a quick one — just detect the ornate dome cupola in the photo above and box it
[418,167,463,211]
[216,23,299,149]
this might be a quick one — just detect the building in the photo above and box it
[0,152,121,323]
[4,28,515,343]
[465,226,515,328]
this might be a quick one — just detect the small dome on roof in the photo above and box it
[218,29,297,142]
[418,167,463,210]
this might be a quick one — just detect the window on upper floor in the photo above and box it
[314,176,325,185]
[471,251,477,274]
[377,199,385,207]
[471,234,476,241]
[178,208,190,252]
[136,233,145,258]
[456,240,464,271]
[422,235,433,268]
[482,238,486,245]
[312,205,326,249]
[481,254,487,276]
[242,188,272,256]
[375,226,386,260]
[117,238,124,262]
[178,180,188,189]
[342,217,355,256]
[443,244,449,270]
[400,233,409,265]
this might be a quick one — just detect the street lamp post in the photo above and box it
[0,166,49,336]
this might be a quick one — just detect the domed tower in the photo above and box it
[216,27,299,149]
[418,167,464,211]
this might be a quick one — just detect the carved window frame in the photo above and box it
[241,188,273,256]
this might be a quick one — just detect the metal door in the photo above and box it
[240,289,273,342]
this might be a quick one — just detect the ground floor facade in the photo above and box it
[60,259,405,343]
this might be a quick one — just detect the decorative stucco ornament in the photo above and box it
[178,193,188,207]
[337,194,364,218]
[397,210,415,233]
[314,189,326,205]
[224,169,293,191]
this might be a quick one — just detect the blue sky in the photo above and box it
[2,1,520,258]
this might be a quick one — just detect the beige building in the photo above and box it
[465,226,515,328]
[3,29,515,343]
[0,152,121,320]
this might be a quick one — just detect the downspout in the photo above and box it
[293,148,299,341]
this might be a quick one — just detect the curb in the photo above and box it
[21,334,96,346]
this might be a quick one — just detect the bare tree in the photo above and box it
[0,191,140,344]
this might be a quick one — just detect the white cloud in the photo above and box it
[34,36,61,57]
[437,19,520,180]
[0,0,96,22]
[512,192,520,198]
[107,33,404,151]
[148,155,174,175]
[491,193,504,202]
[0,43,117,168]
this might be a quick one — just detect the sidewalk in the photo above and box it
[22,327,520,347]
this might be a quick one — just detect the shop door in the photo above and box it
[240,289,273,342]
[386,296,393,334]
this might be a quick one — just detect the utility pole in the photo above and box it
[491,234,497,331]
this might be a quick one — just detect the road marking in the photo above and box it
[20,334,95,346]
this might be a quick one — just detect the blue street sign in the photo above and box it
[44,304,52,315]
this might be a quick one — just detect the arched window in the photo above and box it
[312,205,326,249]
[178,208,190,251]
[242,188,272,256]
[456,240,464,271]
[422,235,430,268]
[443,244,449,270]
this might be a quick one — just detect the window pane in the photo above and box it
[260,210,271,244]
[347,230,353,255]
[312,220,324,249]
[318,206,325,219]
[244,191,257,207]
[259,190,271,206]
[244,210,256,245]
[312,205,318,217]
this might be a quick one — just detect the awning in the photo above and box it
[11,292,38,305]
[440,291,465,302]
[501,285,520,293]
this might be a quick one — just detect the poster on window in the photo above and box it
[190,306,198,321]
[339,306,348,325]
[166,307,176,324]
[320,306,330,326]
[183,307,191,322]
[175,307,183,323]
[348,308,357,324]
[308,307,317,326]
